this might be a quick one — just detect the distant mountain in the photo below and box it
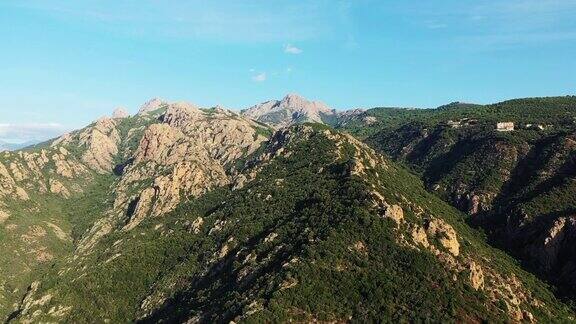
[112,107,130,119]
[241,93,336,128]
[138,98,169,115]
[0,140,38,151]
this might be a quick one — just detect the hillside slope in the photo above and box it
[0,100,270,321]
[7,124,574,323]
[342,96,576,299]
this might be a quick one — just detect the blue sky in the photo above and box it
[0,0,575,142]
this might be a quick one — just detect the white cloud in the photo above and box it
[0,123,69,143]
[284,44,303,54]
[252,72,267,82]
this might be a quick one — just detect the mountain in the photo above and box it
[1,97,574,322]
[241,93,336,128]
[138,98,169,115]
[338,96,576,300]
[0,100,270,321]
[112,107,130,119]
[0,140,38,152]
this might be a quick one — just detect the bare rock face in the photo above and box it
[49,179,70,198]
[138,98,167,115]
[0,210,9,224]
[78,117,120,173]
[52,148,88,178]
[0,147,90,201]
[242,93,335,128]
[535,217,572,272]
[469,261,485,290]
[112,107,130,119]
[110,103,268,230]
[384,204,404,224]
[425,218,460,256]
[0,161,28,200]
[411,225,430,248]
[133,123,184,164]
[50,116,120,174]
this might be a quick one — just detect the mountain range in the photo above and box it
[0,141,38,152]
[1,94,576,322]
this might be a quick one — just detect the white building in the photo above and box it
[496,122,514,132]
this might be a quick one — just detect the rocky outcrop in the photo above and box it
[108,103,268,230]
[469,261,485,290]
[0,210,9,224]
[424,218,460,256]
[52,148,88,178]
[49,179,70,198]
[138,98,167,115]
[68,101,271,252]
[410,225,430,248]
[78,117,121,173]
[133,123,184,163]
[51,115,122,175]
[0,146,90,201]
[242,93,335,128]
[0,160,29,200]
[384,204,404,224]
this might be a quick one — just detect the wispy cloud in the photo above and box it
[252,72,267,82]
[0,123,69,143]
[284,44,303,54]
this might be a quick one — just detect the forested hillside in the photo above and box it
[9,124,574,323]
[2,97,576,323]
[339,96,576,300]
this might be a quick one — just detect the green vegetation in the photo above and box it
[16,126,573,322]
[0,170,114,320]
[4,98,576,322]
[340,96,576,139]
[339,96,576,301]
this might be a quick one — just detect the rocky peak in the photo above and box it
[112,107,130,119]
[162,102,203,127]
[280,93,332,114]
[138,98,168,115]
[241,93,335,128]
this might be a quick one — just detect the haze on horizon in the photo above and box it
[0,0,575,143]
